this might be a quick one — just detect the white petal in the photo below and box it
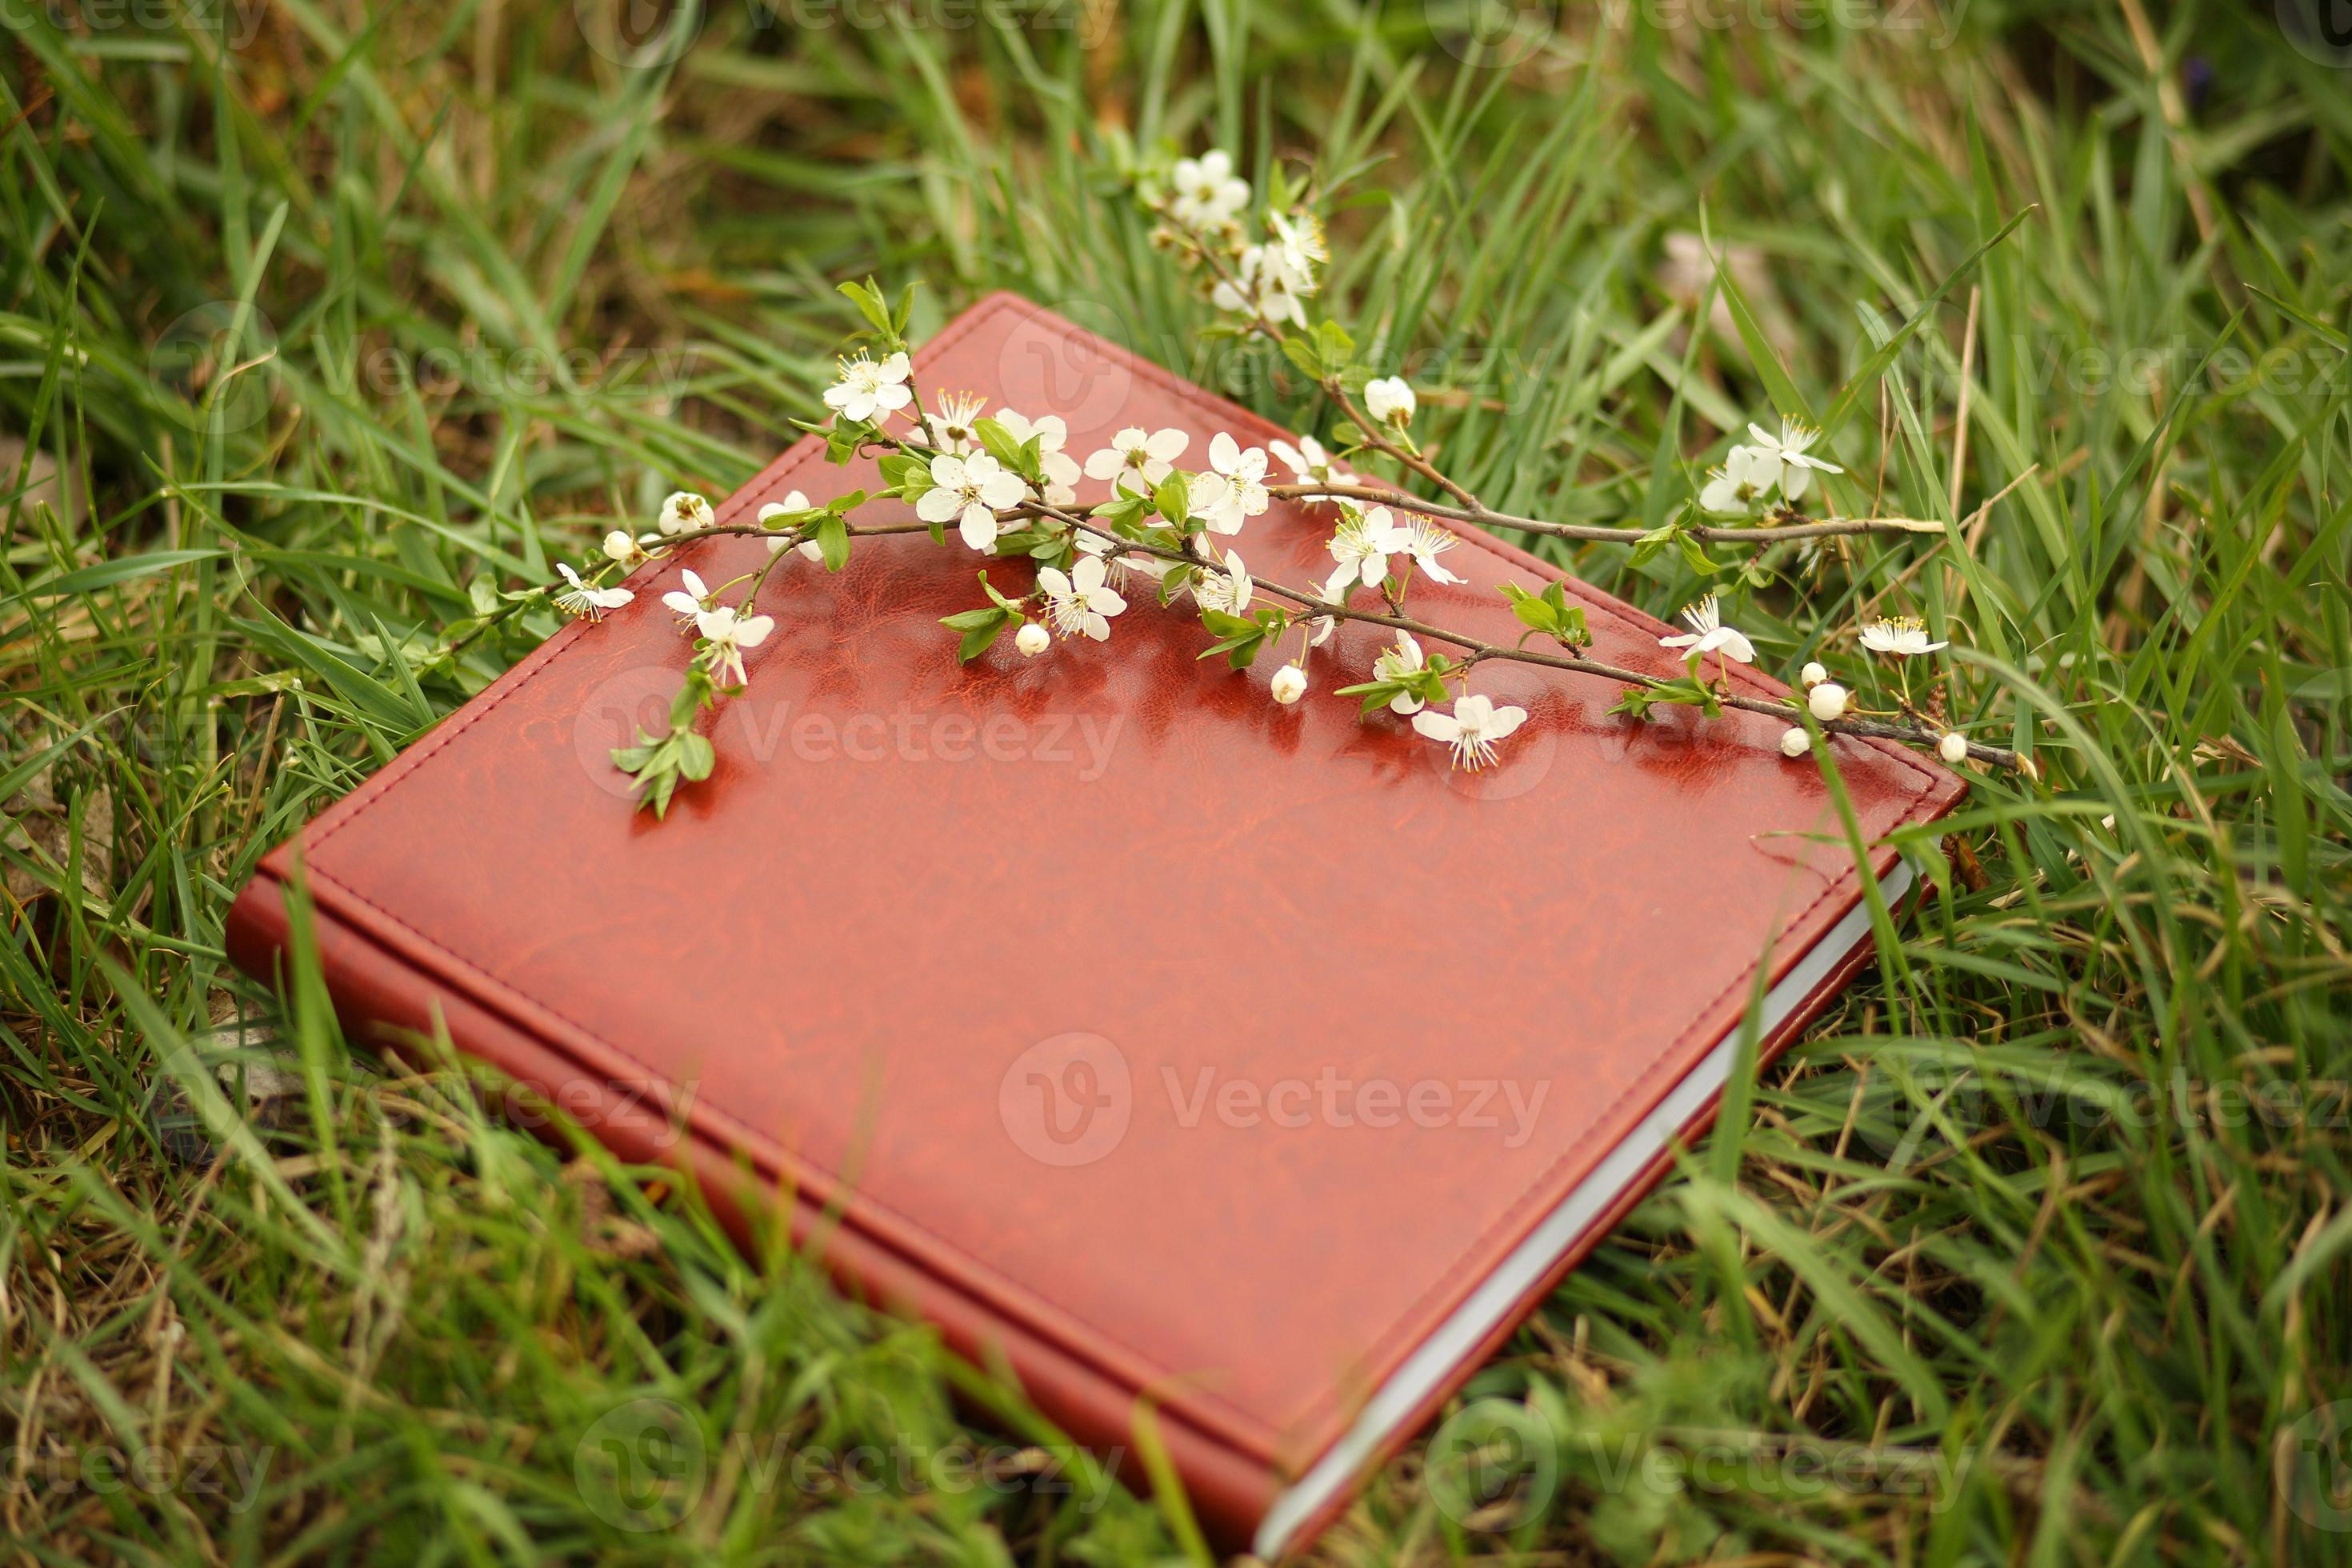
[916,488,962,525]
[959,505,998,552]
[733,615,774,648]
[1486,705,1528,738]
[1210,431,1239,474]
[1037,567,1073,598]
[1412,710,1462,743]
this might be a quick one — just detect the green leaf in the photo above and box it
[838,276,894,338]
[1281,335,1326,382]
[1316,318,1354,370]
[815,514,850,572]
[1676,531,1722,575]
[677,731,716,782]
[971,417,1037,480]
[958,618,1009,662]
[1151,470,1190,530]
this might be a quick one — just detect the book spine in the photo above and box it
[222,869,1282,1548]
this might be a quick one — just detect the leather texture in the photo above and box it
[228,292,1965,1551]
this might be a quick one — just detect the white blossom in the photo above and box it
[661,568,714,624]
[658,491,711,537]
[1270,663,1308,705]
[1858,615,1947,657]
[1397,516,1464,584]
[1658,594,1756,666]
[1194,550,1253,617]
[1373,630,1430,714]
[1321,505,1408,601]
[1412,694,1527,771]
[554,562,633,621]
[923,390,988,454]
[1364,376,1415,425]
[1807,682,1849,721]
[1083,426,1189,496]
[604,529,659,567]
[1074,529,1169,588]
[1170,149,1250,230]
[1698,445,1778,515]
[1780,727,1812,758]
[1016,621,1051,658]
[1037,554,1127,642]
[1745,417,1842,502]
[1193,432,1269,534]
[822,350,913,423]
[695,604,773,686]
[918,452,1026,552]
[994,409,1083,506]
[758,490,826,559]
[1212,244,1311,329]
[1270,434,1356,505]
[1266,207,1327,278]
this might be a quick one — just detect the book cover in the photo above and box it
[226,290,1964,1554]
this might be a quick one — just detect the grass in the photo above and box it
[4,1,2350,1563]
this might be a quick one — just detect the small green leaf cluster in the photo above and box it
[1335,650,1458,714]
[611,669,720,818]
[939,570,1035,662]
[1607,676,1724,722]
[1499,581,1593,651]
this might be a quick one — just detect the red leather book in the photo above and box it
[227,292,1963,1554]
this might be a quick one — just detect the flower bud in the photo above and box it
[1938,731,1968,765]
[1270,662,1308,705]
[1779,727,1811,758]
[1016,622,1050,658]
[1364,376,1416,426]
[1806,682,1849,722]
[603,530,637,564]
[1800,660,1827,687]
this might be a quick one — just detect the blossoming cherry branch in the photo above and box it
[524,159,2030,815]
